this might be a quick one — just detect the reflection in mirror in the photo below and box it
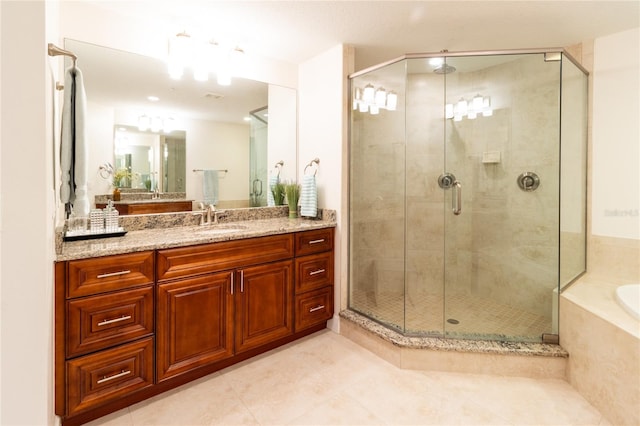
[113,126,186,192]
[63,39,297,211]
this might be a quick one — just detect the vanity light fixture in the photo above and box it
[353,85,398,115]
[137,115,176,133]
[138,115,151,131]
[447,94,493,121]
[167,31,245,86]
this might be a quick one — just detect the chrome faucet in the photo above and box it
[207,204,215,224]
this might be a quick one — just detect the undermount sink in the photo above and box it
[195,226,247,236]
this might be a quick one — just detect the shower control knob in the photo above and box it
[517,172,540,192]
[438,173,457,189]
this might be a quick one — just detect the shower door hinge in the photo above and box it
[541,333,559,344]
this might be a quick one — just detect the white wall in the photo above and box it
[0,2,56,424]
[591,28,640,240]
[298,44,354,329]
[268,85,298,183]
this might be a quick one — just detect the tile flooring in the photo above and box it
[86,330,608,426]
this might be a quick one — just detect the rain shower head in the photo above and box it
[433,63,456,74]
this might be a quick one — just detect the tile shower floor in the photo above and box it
[351,290,550,340]
[85,330,608,426]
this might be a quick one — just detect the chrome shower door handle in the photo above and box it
[452,181,462,215]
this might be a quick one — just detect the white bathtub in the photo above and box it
[616,284,640,320]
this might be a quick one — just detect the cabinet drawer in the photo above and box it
[295,252,334,294]
[295,287,333,332]
[66,286,154,358]
[294,228,334,256]
[67,251,154,298]
[157,234,294,281]
[66,337,154,416]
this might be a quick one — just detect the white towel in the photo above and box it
[60,66,89,217]
[267,174,279,207]
[299,174,317,218]
[203,170,219,206]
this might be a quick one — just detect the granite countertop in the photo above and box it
[56,215,336,262]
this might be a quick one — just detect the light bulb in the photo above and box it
[369,105,380,115]
[456,98,467,116]
[386,91,398,111]
[375,88,387,107]
[445,103,454,119]
[363,84,375,103]
[138,115,150,131]
[473,94,484,110]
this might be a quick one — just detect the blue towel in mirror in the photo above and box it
[203,170,219,206]
[267,174,279,207]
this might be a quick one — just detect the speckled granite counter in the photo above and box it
[56,208,336,261]
[340,310,568,357]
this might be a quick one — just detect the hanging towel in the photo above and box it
[60,66,89,218]
[267,173,279,207]
[203,170,219,206]
[299,174,318,218]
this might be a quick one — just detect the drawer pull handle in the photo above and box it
[309,305,325,313]
[97,369,131,384]
[97,270,131,279]
[97,315,132,326]
[309,269,326,276]
[308,239,325,245]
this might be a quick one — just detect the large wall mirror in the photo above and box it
[64,39,297,210]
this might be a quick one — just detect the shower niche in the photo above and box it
[348,50,588,343]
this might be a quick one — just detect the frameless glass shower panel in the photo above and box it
[442,54,561,342]
[349,60,408,332]
[559,56,588,290]
[402,58,447,336]
[249,109,268,207]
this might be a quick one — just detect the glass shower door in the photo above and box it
[442,53,561,342]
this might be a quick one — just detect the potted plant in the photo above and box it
[271,182,286,206]
[285,182,300,218]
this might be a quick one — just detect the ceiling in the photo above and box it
[72,1,638,124]
[89,0,639,70]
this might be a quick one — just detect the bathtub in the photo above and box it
[616,283,640,320]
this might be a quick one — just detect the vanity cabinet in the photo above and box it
[56,251,155,419]
[156,271,235,382]
[294,228,335,331]
[234,260,293,353]
[155,234,294,380]
[96,200,193,215]
[56,227,334,426]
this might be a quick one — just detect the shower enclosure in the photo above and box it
[348,50,588,343]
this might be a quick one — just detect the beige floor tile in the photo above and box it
[101,330,607,426]
[83,407,133,426]
[287,392,385,425]
[128,373,258,425]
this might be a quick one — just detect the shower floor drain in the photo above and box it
[447,318,460,325]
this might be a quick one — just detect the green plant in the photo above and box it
[285,183,300,208]
[271,182,286,205]
[112,168,131,187]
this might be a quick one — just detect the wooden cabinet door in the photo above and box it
[156,272,234,382]
[235,260,293,353]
